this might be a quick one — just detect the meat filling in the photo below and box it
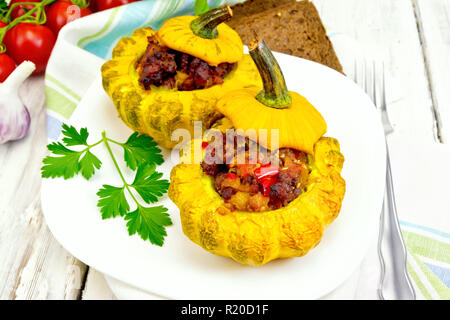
[137,36,235,91]
[201,133,310,212]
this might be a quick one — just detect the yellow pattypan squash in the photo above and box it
[101,6,261,149]
[158,5,243,66]
[216,39,327,154]
[168,39,345,266]
[169,136,345,266]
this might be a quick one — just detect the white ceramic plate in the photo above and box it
[41,52,386,300]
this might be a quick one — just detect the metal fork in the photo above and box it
[354,61,416,300]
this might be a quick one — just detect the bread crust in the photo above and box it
[228,0,343,73]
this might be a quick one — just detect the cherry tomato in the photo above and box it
[96,0,139,11]
[4,23,56,74]
[0,20,8,40]
[9,0,41,20]
[46,1,92,35]
[88,0,97,12]
[0,53,16,82]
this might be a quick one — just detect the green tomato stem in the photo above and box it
[71,0,90,8]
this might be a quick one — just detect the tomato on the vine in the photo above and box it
[88,0,97,12]
[46,1,92,35]
[96,0,139,11]
[9,0,41,20]
[4,23,56,74]
[0,53,16,82]
[0,20,7,39]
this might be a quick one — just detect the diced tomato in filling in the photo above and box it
[136,36,235,91]
[201,132,310,212]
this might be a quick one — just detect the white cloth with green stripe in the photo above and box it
[44,0,450,300]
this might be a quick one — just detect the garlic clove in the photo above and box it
[0,61,35,144]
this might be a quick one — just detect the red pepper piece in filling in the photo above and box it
[202,141,209,149]
[254,164,280,182]
[225,173,238,180]
[261,177,277,197]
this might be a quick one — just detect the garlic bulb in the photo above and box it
[0,61,35,144]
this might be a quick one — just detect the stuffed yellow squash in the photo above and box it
[101,5,261,149]
[169,39,346,266]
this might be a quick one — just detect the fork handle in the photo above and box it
[377,147,416,300]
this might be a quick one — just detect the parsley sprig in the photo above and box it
[41,124,172,246]
[194,0,210,15]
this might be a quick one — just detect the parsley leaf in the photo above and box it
[125,205,172,246]
[131,164,170,204]
[42,143,83,179]
[79,150,102,180]
[97,185,129,219]
[41,126,102,180]
[194,0,210,15]
[61,124,89,146]
[42,124,172,246]
[122,132,164,170]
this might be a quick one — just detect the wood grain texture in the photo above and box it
[313,0,437,142]
[81,269,116,300]
[413,0,450,143]
[0,76,88,300]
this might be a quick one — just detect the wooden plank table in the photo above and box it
[0,0,448,299]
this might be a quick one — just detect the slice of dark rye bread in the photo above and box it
[228,0,343,73]
[230,0,294,19]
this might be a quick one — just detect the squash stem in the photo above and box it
[190,5,233,39]
[249,39,292,109]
